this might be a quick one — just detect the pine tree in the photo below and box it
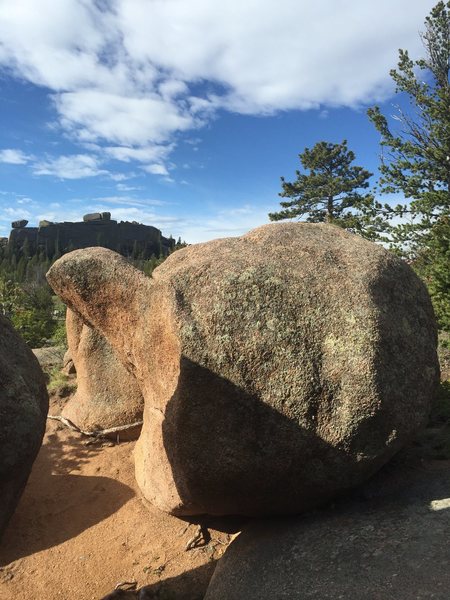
[367,1,450,241]
[367,0,450,329]
[414,216,450,331]
[269,141,380,237]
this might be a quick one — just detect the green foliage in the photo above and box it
[0,278,23,317]
[269,140,380,238]
[367,1,450,330]
[413,216,450,331]
[0,243,51,285]
[414,381,450,460]
[14,283,55,347]
[0,276,56,347]
[130,253,165,277]
[51,297,68,348]
[367,1,450,226]
[47,366,76,397]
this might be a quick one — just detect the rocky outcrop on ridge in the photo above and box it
[0,314,48,539]
[8,213,174,259]
[60,308,144,437]
[47,223,439,517]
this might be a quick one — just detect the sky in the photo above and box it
[0,0,437,243]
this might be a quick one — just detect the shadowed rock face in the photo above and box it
[0,315,48,539]
[60,309,144,437]
[47,223,440,517]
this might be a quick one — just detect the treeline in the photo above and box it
[0,239,186,348]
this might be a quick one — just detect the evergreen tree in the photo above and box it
[367,0,450,329]
[269,141,379,237]
[413,216,450,331]
[16,256,27,282]
[367,1,450,242]
[0,276,56,347]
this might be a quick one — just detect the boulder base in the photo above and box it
[47,223,439,516]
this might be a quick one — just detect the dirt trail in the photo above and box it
[0,399,237,600]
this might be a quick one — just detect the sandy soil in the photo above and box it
[0,396,240,600]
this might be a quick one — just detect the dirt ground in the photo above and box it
[0,396,240,600]
[2,352,449,600]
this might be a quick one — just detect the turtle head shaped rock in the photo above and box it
[47,223,440,516]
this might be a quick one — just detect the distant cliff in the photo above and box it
[7,212,174,259]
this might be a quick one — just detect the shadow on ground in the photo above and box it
[0,424,133,565]
[100,562,217,600]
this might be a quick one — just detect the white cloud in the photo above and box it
[116,183,142,192]
[109,172,136,182]
[92,196,167,207]
[142,163,170,176]
[116,0,435,111]
[55,91,196,145]
[33,154,107,179]
[0,149,32,164]
[179,205,272,243]
[0,207,32,220]
[0,0,437,176]
[105,145,173,164]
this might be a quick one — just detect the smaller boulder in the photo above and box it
[32,346,65,372]
[83,212,102,222]
[11,219,28,229]
[39,220,53,228]
[62,349,76,375]
[60,309,144,438]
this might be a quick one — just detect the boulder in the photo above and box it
[38,220,53,228]
[60,308,144,438]
[0,315,48,539]
[46,223,439,516]
[62,349,76,375]
[204,459,450,599]
[11,219,28,229]
[83,212,103,222]
[32,346,65,372]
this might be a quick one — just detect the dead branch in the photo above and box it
[47,415,143,438]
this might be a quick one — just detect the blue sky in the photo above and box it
[0,0,436,242]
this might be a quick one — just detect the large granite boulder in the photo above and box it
[0,315,48,539]
[47,223,439,516]
[204,459,450,599]
[11,219,28,229]
[60,308,144,438]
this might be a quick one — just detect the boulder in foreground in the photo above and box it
[0,315,48,539]
[47,223,439,516]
